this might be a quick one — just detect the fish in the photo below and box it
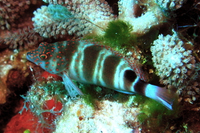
[26,40,175,110]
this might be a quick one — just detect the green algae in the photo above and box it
[74,81,132,108]
[23,129,31,133]
[103,20,137,48]
[83,20,137,50]
[44,81,66,94]
[133,94,180,129]
[76,83,97,108]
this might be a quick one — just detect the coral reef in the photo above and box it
[118,0,165,34]
[0,78,7,104]
[150,29,200,104]
[177,63,200,103]
[32,5,77,38]
[4,97,62,133]
[1,0,200,132]
[150,28,200,105]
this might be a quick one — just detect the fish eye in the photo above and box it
[39,54,48,60]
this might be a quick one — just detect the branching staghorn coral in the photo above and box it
[0,0,30,30]
[0,27,43,49]
[0,0,44,49]
[32,5,94,38]
[32,0,187,38]
[33,0,114,38]
[0,0,42,30]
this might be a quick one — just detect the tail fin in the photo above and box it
[145,84,175,110]
[155,87,175,110]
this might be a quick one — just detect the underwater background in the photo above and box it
[0,0,200,132]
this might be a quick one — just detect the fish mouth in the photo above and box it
[26,52,32,61]
[26,52,37,64]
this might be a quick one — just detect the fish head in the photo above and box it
[26,42,67,74]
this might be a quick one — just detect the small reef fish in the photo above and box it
[26,40,174,110]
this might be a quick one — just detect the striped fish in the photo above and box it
[26,40,174,110]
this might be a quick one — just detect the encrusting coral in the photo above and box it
[54,97,140,133]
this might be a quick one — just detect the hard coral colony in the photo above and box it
[0,0,200,132]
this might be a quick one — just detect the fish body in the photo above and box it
[27,40,174,110]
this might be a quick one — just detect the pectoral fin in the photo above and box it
[62,72,83,98]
